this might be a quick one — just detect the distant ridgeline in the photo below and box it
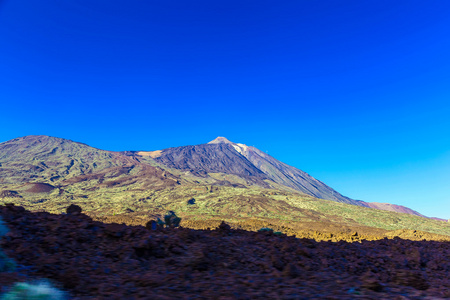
[0,135,448,240]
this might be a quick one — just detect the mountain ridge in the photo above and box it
[0,135,442,220]
[208,137,362,206]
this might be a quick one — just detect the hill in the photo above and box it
[0,135,180,189]
[0,135,448,240]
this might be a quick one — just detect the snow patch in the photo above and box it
[232,143,249,154]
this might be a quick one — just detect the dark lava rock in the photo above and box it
[0,204,449,299]
[66,204,82,215]
[393,270,430,290]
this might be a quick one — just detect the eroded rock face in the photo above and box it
[0,205,449,299]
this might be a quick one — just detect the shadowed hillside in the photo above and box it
[0,204,449,299]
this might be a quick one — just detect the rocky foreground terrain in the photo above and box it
[0,204,449,299]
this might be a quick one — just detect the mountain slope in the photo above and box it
[0,135,116,184]
[208,137,363,206]
[0,135,440,221]
[152,143,267,178]
[207,138,437,217]
[366,202,426,218]
[0,135,179,190]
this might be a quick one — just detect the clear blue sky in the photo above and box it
[1,1,449,219]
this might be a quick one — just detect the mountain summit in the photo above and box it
[0,135,432,218]
[208,136,234,144]
[207,137,360,205]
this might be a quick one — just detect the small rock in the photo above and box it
[66,204,82,215]
[217,221,231,231]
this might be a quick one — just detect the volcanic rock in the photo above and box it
[66,204,82,215]
[1,205,448,299]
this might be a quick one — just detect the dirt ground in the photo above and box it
[1,204,449,299]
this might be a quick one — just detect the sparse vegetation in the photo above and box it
[1,135,449,241]
[146,211,182,230]
[163,211,181,228]
[3,183,450,240]
[258,227,273,232]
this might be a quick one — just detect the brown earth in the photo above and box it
[24,183,55,193]
[1,204,449,299]
[365,202,426,218]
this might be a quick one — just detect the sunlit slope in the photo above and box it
[2,181,449,240]
[1,134,447,238]
[151,136,361,205]
[223,140,361,205]
[0,135,180,189]
[0,135,120,184]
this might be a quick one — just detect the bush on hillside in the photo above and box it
[163,211,181,228]
[146,211,182,230]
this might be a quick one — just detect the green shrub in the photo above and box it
[162,211,181,228]
[1,280,66,300]
[147,212,182,230]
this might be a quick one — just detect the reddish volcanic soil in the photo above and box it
[24,183,55,193]
[0,204,449,299]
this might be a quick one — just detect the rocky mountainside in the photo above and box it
[136,136,359,205]
[152,137,442,218]
[208,137,361,206]
[0,135,441,220]
[152,143,267,179]
[0,135,179,191]
[0,135,125,184]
